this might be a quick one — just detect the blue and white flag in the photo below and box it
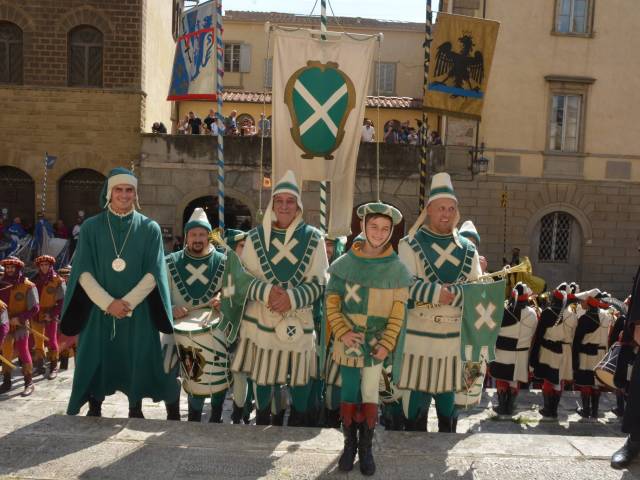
[167,2,217,101]
[44,152,57,169]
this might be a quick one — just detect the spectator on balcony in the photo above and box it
[178,115,189,135]
[151,122,167,134]
[407,127,419,145]
[188,111,202,135]
[428,130,442,146]
[361,118,375,143]
[204,109,217,132]
[257,113,271,137]
[384,124,399,144]
[225,110,238,136]
[241,118,256,137]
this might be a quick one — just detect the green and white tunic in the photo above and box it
[397,226,481,393]
[165,246,229,394]
[232,223,328,387]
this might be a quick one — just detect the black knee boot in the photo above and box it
[231,403,244,424]
[493,389,509,415]
[589,392,600,419]
[87,397,103,417]
[287,406,304,427]
[612,392,625,417]
[0,371,12,394]
[209,403,223,423]
[165,400,181,421]
[255,406,271,425]
[437,414,457,433]
[128,400,144,419]
[324,407,341,428]
[358,403,378,476]
[187,403,202,422]
[338,403,358,472]
[576,392,591,418]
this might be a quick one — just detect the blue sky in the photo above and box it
[220,0,441,23]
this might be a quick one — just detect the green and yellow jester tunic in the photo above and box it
[326,242,412,369]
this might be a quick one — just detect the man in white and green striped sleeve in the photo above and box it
[163,207,229,423]
[396,172,482,432]
[231,170,329,426]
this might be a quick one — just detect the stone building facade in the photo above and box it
[0,0,174,228]
[139,134,639,298]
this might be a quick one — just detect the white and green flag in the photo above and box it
[460,279,505,362]
[217,249,254,344]
[271,28,377,237]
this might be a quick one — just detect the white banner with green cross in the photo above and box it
[271,28,377,237]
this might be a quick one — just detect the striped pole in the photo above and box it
[419,0,433,212]
[319,0,328,233]
[215,0,225,230]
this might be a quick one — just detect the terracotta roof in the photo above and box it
[220,91,423,110]
[224,10,424,32]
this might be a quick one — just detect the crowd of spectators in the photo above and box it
[361,118,442,147]
[172,109,271,137]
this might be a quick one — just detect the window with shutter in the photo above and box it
[68,26,103,87]
[0,22,23,85]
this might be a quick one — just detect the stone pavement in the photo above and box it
[1,363,639,479]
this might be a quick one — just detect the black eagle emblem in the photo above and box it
[432,32,484,97]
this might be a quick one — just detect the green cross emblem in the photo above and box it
[285,61,355,159]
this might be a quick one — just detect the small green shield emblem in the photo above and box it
[284,61,355,159]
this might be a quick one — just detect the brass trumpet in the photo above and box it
[475,260,532,282]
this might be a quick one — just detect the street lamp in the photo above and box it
[469,142,489,177]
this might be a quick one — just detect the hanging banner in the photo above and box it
[167,2,217,101]
[424,13,499,120]
[460,279,506,363]
[271,28,377,237]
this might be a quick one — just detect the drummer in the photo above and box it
[164,208,228,422]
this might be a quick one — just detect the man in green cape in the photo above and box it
[60,167,178,417]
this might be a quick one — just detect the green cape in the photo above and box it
[60,210,176,414]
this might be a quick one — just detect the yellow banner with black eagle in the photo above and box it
[424,13,500,120]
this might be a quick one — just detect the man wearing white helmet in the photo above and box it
[231,170,328,426]
[396,172,482,432]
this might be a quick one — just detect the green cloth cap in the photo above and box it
[100,167,139,209]
[356,202,403,225]
[224,228,248,251]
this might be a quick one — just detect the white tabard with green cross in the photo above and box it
[396,227,481,394]
[166,247,226,309]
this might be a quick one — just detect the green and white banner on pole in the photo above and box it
[460,279,506,363]
[271,28,377,237]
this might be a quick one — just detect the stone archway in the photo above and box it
[182,195,252,232]
[529,209,584,288]
[0,166,35,229]
[58,168,106,228]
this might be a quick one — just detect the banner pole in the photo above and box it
[319,0,328,234]
[419,0,433,212]
[215,0,225,230]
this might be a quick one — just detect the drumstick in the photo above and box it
[0,353,15,370]
[27,326,49,342]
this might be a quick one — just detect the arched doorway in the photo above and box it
[58,169,106,228]
[530,211,582,288]
[0,166,35,230]
[183,196,252,232]
[346,202,406,252]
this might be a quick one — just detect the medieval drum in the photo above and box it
[594,342,621,390]
[173,309,231,397]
